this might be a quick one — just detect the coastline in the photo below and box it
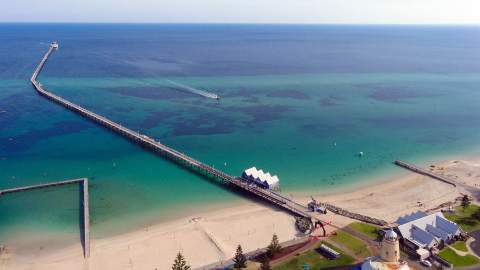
[1,154,479,270]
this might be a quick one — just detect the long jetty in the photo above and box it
[0,178,90,258]
[394,160,457,187]
[31,43,314,222]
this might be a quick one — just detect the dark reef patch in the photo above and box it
[369,87,440,102]
[226,104,292,126]
[109,86,195,100]
[222,88,260,103]
[112,106,135,113]
[223,88,257,98]
[138,110,182,129]
[319,97,340,107]
[0,120,93,153]
[0,92,58,131]
[266,89,309,100]
[169,113,236,137]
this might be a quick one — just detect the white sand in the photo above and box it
[1,158,478,270]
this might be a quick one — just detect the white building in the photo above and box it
[396,211,461,251]
[242,167,280,190]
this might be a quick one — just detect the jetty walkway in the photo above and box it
[0,178,90,258]
[31,43,315,222]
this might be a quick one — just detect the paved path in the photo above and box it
[468,230,480,258]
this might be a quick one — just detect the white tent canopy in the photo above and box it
[242,167,280,189]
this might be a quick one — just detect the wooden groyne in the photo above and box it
[0,178,83,195]
[319,202,389,226]
[394,160,457,187]
[31,43,315,222]
[0,178,90,258]
[82,178,90,258]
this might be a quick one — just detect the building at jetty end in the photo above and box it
[241,167,280,190]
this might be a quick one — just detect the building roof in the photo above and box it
[396,211,428,225]
[396,212,460,249]
[242,167,279,187]
[385,229,398,241]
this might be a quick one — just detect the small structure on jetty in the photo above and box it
[241,167,280,190]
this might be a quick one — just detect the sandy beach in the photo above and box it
[1,157,478,270]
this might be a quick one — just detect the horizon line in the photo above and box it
[1,21,480,26]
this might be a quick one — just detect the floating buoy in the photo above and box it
[224,162,227,166]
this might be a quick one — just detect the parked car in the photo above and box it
[420,260,432,267]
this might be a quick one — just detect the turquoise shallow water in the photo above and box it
[1,24,480,250]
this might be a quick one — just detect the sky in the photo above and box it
[1,0,480,24]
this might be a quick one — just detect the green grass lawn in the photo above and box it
[329,230,371,258]
[450,241,468,252]
[348,222,379,240]
[438,247,480,267]
[273,241,355,270]
[444,204,480,232]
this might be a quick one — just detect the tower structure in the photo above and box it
[380,229,400,262]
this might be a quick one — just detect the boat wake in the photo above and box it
[166,80,219,100]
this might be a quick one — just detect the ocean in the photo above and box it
[1,24,480,251]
